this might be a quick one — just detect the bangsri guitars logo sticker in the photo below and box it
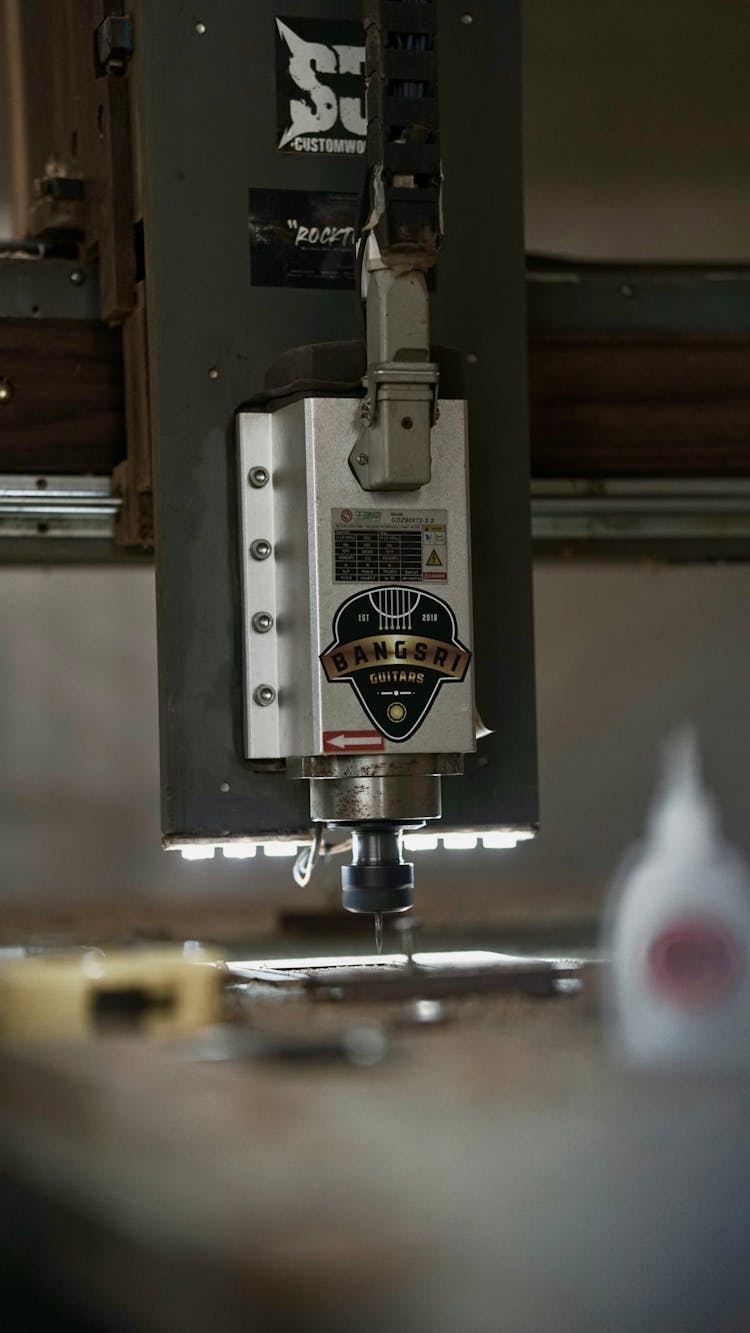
[320,586,471,743]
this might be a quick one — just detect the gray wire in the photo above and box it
[292,829,354,888]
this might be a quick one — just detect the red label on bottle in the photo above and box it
[647,915,744,1010]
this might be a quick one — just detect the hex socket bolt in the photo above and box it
[250,538,272,560]
[252,612,274,633]
[254,684,276,706]
[249,467,269,488]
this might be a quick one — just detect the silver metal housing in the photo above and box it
[238,397,476,764]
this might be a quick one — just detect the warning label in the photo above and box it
[332,509,448,583]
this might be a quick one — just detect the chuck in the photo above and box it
[341,827,414,916]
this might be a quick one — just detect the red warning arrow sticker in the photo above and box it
[323,730,385,754]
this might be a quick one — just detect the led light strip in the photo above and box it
[177,831,535,862]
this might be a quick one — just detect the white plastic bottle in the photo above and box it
[607,730,750,1072]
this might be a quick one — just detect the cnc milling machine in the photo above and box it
[234,0,534,935]
[6,8,750,1332]
[0,0,538,936]
[153,0,537,931]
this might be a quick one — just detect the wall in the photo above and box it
[0,34,7,237]
[3,0,749,257]
[523,0,750,260]
[0,2,749,928]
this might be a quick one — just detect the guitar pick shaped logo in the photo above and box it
[320,586,471,742]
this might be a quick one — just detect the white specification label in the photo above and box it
[332,508,448,583]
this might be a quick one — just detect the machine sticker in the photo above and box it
[320,586,471,743]
[248,189,357,290]
[332,509,448,583]
[323,730,385,754]
[275,17,366,156]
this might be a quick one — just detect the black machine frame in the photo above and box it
[130,0,537,845]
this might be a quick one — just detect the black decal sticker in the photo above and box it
[320,587,471,743]
[275,17,366,157]
[248,189,357,290]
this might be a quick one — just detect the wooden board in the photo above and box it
[0,318,125,473]
[2,321,750,516]
[530,332,750,477]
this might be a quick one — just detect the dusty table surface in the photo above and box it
[0,970,748,1333]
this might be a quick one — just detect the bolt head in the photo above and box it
[250,539,272,561]
[69,269,85,286]
[208,366,219,380]
[254,684,276,707]
[356,453,368,467]
[0,379,13,404]
[252,611,274,633]
[248,466,269,488]
[195,20,207,34]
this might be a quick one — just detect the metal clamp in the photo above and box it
[361,360,440,428]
